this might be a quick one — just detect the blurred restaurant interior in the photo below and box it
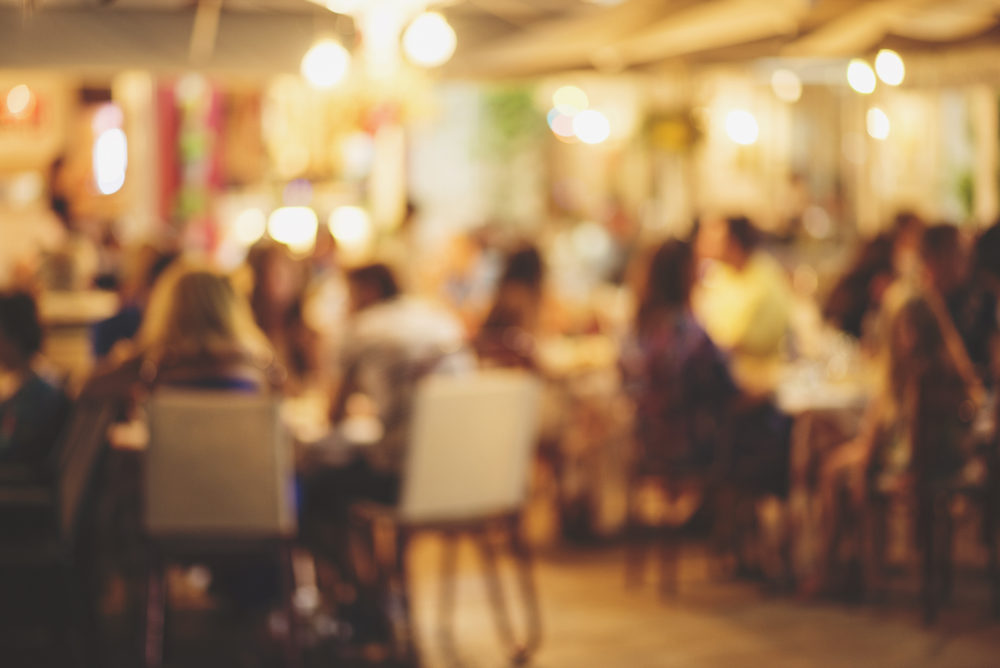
[2,0,1000,666]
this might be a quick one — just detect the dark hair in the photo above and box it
[726,216,759,252]
[822,233,894,338]
[0,292,44,359]
[919,223,960,264]
[499,245,543,290]
[637,240,694,332]
[974,221,1000,281]
[348,263,400,302]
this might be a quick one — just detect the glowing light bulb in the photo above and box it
[770,69,802,103]
[847,59,876,94]
[725,109,759,145]
[268,206,318,253]
[328,206,373,256]
[875,49,904,86]
[552,86,589,114]
[573,109,611,144]
[93,128,128,195]
[403,12,457,68]
[866,107,890,140]
[301,40,351,89]
[5,84,32,116]
[232,208,267,246]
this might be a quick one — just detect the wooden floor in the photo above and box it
[8,536,1000,667]
[407,540,1000,668]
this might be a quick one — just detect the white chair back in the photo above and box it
[398,369,542,525]
[144,391,297,539]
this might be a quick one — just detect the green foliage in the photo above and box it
[479,86,544,157]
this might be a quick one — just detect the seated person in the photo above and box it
[475,244,544,370]
[323,263,473,474]
[303,264,471,632]
[621,240,793,513]
[919,224,998,388]
[91,244,177,359]
[82,263,281,405]
[808,294,979,596]
[693,215,792,394]
[0,292,71,472]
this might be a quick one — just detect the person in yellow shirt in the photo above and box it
[693,216,792,394]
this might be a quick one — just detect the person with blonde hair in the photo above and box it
[82,263,281,401]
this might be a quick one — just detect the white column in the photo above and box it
[112,70,159,243]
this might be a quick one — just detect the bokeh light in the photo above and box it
[725,109,759,145]
[770,69,802,103]
[846,59,876,94]
[268,206,318,253]
[301,40,351,89]
[573,109,611,144]
[93,128,128,195]
[552,86,589,114]
[232,208,267,247]
[328,205,373,257]
[866,106,890,140]
[5,84,33,116]
[547,108,577,138]
[403,12,457,68]
[875,49,905,86]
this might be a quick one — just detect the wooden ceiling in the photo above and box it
[0,0,998,77]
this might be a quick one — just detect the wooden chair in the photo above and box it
[0,398,116,666]
[351,369,543,665]
[141,390,300,668]
[865,382,999,624]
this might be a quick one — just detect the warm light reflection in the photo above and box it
[328,205,373,256]
[268,206,318,253]
[552,86,589,114]
[232,208,267,246]
[866,107,890,140]
[403,12,457,68]
[5,84,32,116]
[573,109,611,144]
[93,128,128,195]
[323,0,362,13]
[770,69,802,103]
[875,49,905,86]
[547,109,576,138]
[847,59,876,94]
[301,40,351,89]
[725,109,759,145]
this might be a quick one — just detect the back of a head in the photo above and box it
[919,223,961,265]
[348,263,400,305]
[499,245,544,291]
[140,264,268,358]
[0,292,44,365]
[638,239,693,330]
[974,221,1000,282]
[725,216,760,253]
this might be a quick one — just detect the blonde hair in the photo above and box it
[138,263,273,365]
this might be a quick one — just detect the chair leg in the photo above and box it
[394,528,419,665]
[624,503,648,589]
[658,528,680,599]
[142,554,165,668]
[987,497,1000,618]
[437,531,460,662]
[477,529,517,653]
[509,516,542,662]
[279,544,302,668]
